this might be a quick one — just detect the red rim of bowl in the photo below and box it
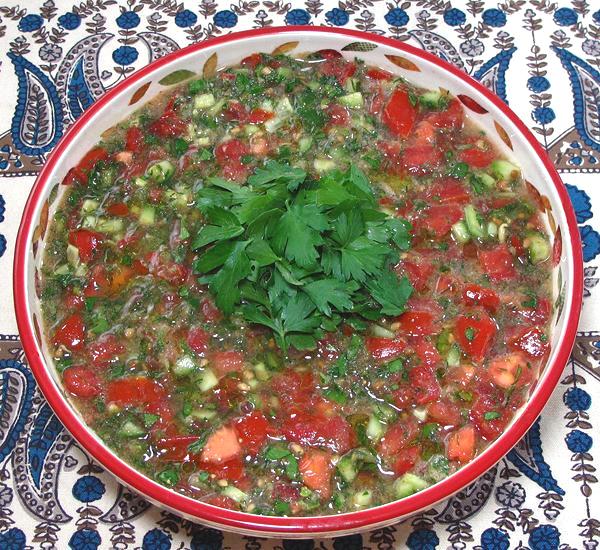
[13,26,583,536]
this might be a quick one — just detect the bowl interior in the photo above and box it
[16,28,580,536]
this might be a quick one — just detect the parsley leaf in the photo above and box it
[247,160,307,192]
[366,271,413,316]
[303,279,358,316]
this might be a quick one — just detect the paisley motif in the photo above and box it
[55,34,113,123]
[552,47,600,152]
[99,485,152,523]
[408,30,464,70]
[7,53,63,158]
[138,32,179,62]
[507,418,564,494]
[473,48,516,104]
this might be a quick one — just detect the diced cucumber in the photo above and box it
[490,159,520,181]
[344,77,360,93]
[352,489,373,508]
[339,92,363,108]
[366,414,385,443]
[82,215,97,229]
[66,244,80,267]
[221,485,248,503]
[427,455,450,483]
[165,189,191,208]
[473,172,495,189]
[464,205,485,239]
[208,99,225,116]
[188,408,217,421]
[138,206,155,226]
[194,93,215,110]
[486,221,498,239]
[81,199,99,213]
[97,218,124,234]
[74,263,88,277]
[413,407,428,422]
[370,324,396,339]
[419,90,446,109]
[393,473,429,498]
[244,124,260,136]
[134,177,148,187]
[526,232,551,264]
[199,368,218,392]
[195,136,211,147]
[337,448,376,483]
[54,264,70,276]
[313,158,336,173]
[299,136,313,153]
[118,421,145,438]
[276,97,293,115]
[451,220,470,244]
[277,66,293,80]
[264,97,293,133]
[446,344,461,367]
[146,160,175,183]
[253,361,270,382]
[172,355,196,377]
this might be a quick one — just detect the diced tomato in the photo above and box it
[208,350,245,377]
[509,326,549,359]
[478,245,517,281]
[397,311,435,336]
[201,298,222,322]
[200,456,245,481]
[463,284,500,313]
[412,120,436,146]
[84,265,111,297]
[488,352,531,389]
[201,425,242,464]
[391,384,415,409]
[187,327,210,355]
[299,450,333,499]
[378,418,418,457]
[454,314,497,362]
[272,483,300,502]
[365,337,406,361]
[125,126,144,153]
[65,290,85,311]
[428,399,462,427]
[392,446,421,476]
[62,167,86,186]
[457,146,495,168]
[68,229,103,263]
[419,203,463,238]
[425,98,464,129]
[445,365,476,386]
[318,58,356,84]
[471,392,509,440]
[327,104,350,126]
[223,101,248,122]
[283,413,354,454]
[78,147,110,180]
[317,334,340,361]
[427,178,470,204]
[447,425,476,463]
[53,313,85,351]
[146,253,189,286]
[366,67,393,81]
[399,257,435,292]
[235,411,272,456]
[63,366,101,398]
[106,202,129,217]
[271,370,315,406]
[106,376,164,406]
[212,376,244,411]
[205,495,239,510]
[518,298,551,324]
[510,235,526,258]
[248,108,274,124]
[132,259,148,276]
[214,139,250,182]
[409,366,441,404]
[89,334,125,365]
[402,145,444,172]
[240,53,263,69]
[382,88,417,138]
[149,100,187,138]
[413,339,442,369]
[157,435,199,462]
[435,274,455,294]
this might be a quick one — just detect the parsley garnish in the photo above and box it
[484,411,501,421]
[193,162,413,352]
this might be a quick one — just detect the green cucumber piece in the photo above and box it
[393,473,429,498]
[464,205,485,239]
[490,159,520,181]
[146,160,175,183]
[118,421,145,438]
[199,368,219,392]
[339,92,363,108]
[194,93,216,110]
[451,220,470,243]
[138,206,155,226]
[526,232,551,264]
[172,355,196,377]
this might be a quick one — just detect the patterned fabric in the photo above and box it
[0,1,598,548]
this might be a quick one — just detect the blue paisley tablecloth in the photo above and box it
[0,1,598,549]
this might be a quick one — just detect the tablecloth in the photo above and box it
[0,1,598,548]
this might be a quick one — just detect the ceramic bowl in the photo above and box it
[13,26,583,537]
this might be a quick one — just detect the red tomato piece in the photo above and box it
[64,290,85,311]
[409,366,441,404]
[518,298,551,324]
[413,339,442,369]
[187,327,210,355]
[106,202,129,217]
[318,58,356,84]
[402,145,444,172]
[62,167,86,186]
[463,284,500,313]
[125,126,144,153]
[68,229,103,263]
[63,366,101,398]
[478,245,517,281]
[283,413,353,454]
[378,418,418,457]
[447,425,476,463]
[399,257,435,292]
[241,53,263,68]
[223,101,248,122]
[471,392,509,440]
[458,146,495,168]
[365,337,406,361]
[84,265,111,297]
[509,326,549,359]
[271,370,315,406]
[425,98,464,129]
[392,446,421,476]
[235,411,272,456]
[78,147,110,177]
[382,88,417,138]
[428,399,462,427]
[89,334,125,365]
[53,313,86,351]
[419,203,463,238]
[201,425,242,463]
[488,352,532,389]
[427,178,470,204]
[147,254,189,286]
[454,314,497,362]
[149,101,187,138]
[397,311,436,336]
[205,495,239,510]
[208,350,245,377]
[299,450,334,500]
[248,108,274,124]
[201,298,222,322]
[106,377,163,406]
[327,104,350,126]
[214,139,250,182]
[200,457,245,481]
[366,67,393,80]
[157,435,200,462]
